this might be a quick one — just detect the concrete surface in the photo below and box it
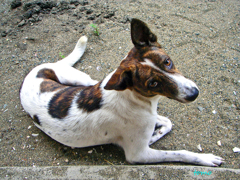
[1,165,240,179]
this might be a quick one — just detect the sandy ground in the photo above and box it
[0,0,239,169]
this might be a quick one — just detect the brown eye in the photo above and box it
[149,81,158,88]
[164,58,171,67]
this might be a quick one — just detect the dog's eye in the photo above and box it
[149,81,158,88]
[164,58,172,67]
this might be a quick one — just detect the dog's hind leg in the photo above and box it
[149,115,172,145]
[53,66,98,86]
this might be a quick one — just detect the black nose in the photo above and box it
[185,87,199,102]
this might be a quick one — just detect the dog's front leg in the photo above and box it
[126,147,223,167]
[149,115,172,145]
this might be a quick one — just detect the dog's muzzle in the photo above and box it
[184,87,199,102]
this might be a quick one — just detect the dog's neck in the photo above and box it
[100,70,160,115]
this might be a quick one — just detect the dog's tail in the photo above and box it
[57,36,88,66]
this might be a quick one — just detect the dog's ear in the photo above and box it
[104,66,134,91]
[131,18,158,48]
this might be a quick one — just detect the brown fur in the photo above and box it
[37,68,60,82]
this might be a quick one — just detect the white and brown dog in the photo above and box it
[20,19,223,166]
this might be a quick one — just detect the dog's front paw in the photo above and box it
[195,153,223,167]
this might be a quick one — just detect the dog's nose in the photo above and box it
[185,87,199,102]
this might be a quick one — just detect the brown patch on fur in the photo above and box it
[48,82,103,119]
[142,48,179,74]
[37,68,67,93]
[132,62,178,98]
[37,68,60,82]
[48,86,83,119]
[33,115,41,125]
[40,80,66,93]
[77,81,103,112]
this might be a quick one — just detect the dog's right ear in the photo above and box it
[104,66,134,91]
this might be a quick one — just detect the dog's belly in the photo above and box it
[34,115,117,148]
[39,128,110,148]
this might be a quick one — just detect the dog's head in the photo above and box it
[104,18,199,103]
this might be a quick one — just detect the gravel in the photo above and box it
[0,0,239,169]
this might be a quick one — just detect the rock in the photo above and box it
[80,7,86,12]
[69,5,76,9]
[120,16,131,23]
[18,20,26,27]
[33,5,41,13]
[51,7,58,14]
[86,9,93,14]
[197,144,202,152]
[32,133,39,137]
[11,0,22,9]
[79,0,88,6]
[23,2,34,11]
[1,30,7,37]
[197,106,203,112]
[40,1,57,9]
[87,14,96,20]
[70,0,80,6]
[103,11,115,18]
[23,10,34,19]
[23,1,56,11]
[58,1,70,11]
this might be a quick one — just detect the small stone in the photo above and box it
[197,144,202,152]
[212,110,217,114]
[233,147,240,153]
[3,104,7,109]
[11,0,22,9]
[197,106,203,112]
[79,0,88,6]
[33,5,41,13]
[18,20,26,27]
[70,0,80,6]
[88,150,93,154]
[217,140,221,146]
[23,10,34,19]
[86,9,93,14]
[87,15,95,20]
[25,37,35,41]
[96,66,101,71]
[104,11,115,18]
[69,4,76,9]
[1,31,7,37]
[32,133,39,137]
[65,159,69,163]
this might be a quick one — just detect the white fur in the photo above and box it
[20,36,223,167]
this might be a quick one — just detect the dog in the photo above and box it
[20,18,223,166]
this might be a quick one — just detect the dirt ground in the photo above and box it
[0,0,239,169]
